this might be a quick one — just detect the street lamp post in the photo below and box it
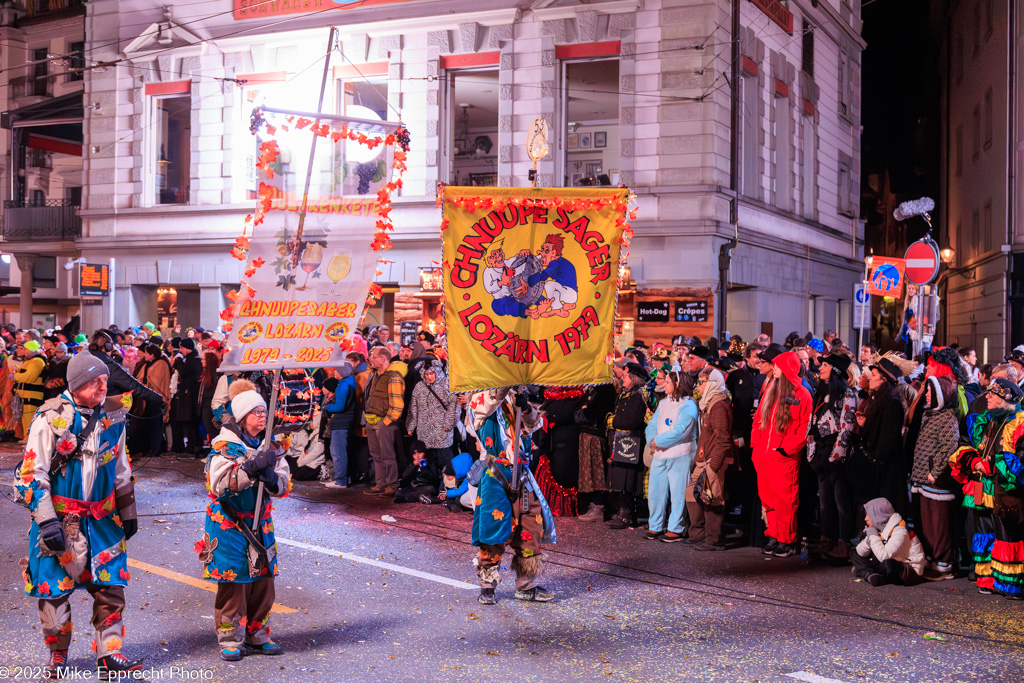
[857,254,873,355]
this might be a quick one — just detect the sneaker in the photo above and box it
[923,567,955,582]
[979,586,996,595]
[681,536,703,546]
[514,586,554,602]
[1005,593,1024,601]
[660,532,685,543]
[363,486,385,496]
[866,573,885,587]
[772,542,797,558]
[644,530,664,540]
[220,647,243,662]
[578,503,605,522]
[694,542,727,552]
[478,588,497,605]
[762,538,779,555]
[418,494,435,505]
[381,486,397,497]
[243,641,283,656]
[324,481,348,489]
[96,653,144,679]
[44,649,68,678]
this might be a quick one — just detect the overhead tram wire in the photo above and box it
[0,0,372,78]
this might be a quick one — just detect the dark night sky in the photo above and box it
[860,0,941,231]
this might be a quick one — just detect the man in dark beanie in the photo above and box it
[12,351,144,677]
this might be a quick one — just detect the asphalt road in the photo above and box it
[1,449,1022,683]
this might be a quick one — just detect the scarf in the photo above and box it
[698,368,730,413]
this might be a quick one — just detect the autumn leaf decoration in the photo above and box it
[220,119,409,334]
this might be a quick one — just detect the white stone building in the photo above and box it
[4,0,865,344]
[938,0,1024,362]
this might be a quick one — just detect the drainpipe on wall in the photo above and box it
[722,0,741,337]
[1006,0,1016,352]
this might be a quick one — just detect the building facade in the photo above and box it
[0,0,86,329]
[3,0,865,344]
[939,0,1024,362]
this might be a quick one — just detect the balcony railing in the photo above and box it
[9,75,55,99]
[1,199,80,242]
[21,0,85,21]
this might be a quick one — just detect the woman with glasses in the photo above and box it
[200,380,291,662]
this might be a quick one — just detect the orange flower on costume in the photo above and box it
[491,509,504,521]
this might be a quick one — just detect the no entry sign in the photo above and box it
[904,239,940,285]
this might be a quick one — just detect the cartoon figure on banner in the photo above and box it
[513,234,579,319]
[485,239,541,317]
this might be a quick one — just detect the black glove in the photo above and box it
[514,389,530,411]
[257,466,280,490]
[241,449,276,478]
[776,447,788,457]
[38,518,65,553]
[122,518,138,541]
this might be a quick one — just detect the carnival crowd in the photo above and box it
[8,319,1024,675]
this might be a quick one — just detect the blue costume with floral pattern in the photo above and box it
[12,390,138,659]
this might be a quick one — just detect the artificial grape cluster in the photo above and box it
[249,107,265,135]
[395,126,411,152]
[355,162,377,194]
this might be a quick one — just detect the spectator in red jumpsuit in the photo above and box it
[751,350,812,557]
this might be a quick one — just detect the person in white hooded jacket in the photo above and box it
[851,497,926,586]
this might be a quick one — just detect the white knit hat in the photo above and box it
[228,379,267,421]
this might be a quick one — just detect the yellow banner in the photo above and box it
[441,186,627,393]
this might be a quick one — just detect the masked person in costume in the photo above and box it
[198,379,292,660]
[951,378,1024,598]
[13,351,143,678]
[470,387,557,605]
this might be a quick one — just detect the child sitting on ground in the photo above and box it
[438,450,475,512]
[393,440,440,504]
[851,497,926,586]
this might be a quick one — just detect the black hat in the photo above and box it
[986,378,1024,403]
[180,338,196,352]
[758,343,786,364]
[418,330,436,344]
[624,361,648,381]
[711,356,736,372]
[870,357,903,384]
[673,335,694,348]
[323,377,340,393]
[690,345,713,362]
[170,336,181,348]
[410,439,428,455]
[821,353,852,376]
[632,339,648,349]
[1005,348,1024,364]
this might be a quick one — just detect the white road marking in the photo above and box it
[786,672,846,683]
[276,537,476,590]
